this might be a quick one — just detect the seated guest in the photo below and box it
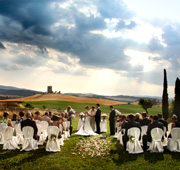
[11,113,17,121]
[61,112,67,122]
[0,112,13,127]
[119,115,127,128]
[158,114,168,131]
[50,115,60,127]
[41,112,51,124]
[168,115,180,138]
[140,112,151,126]
[134,113,141,122]
[34,111,41,120]
[16,111,25,124]
[21,112,39,140]
[149,115,153,122]
[143,115,164,151]
[122,114,141,150]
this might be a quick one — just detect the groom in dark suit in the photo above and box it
[95,103,101,134]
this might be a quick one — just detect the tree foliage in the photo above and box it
[173,78,180,121]
[162,69,169,120]
[138,98,153,114]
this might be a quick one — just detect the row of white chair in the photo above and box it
[0,121,71,152]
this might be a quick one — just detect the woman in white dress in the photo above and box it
[75,106,98,136]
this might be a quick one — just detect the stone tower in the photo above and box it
[47,86,53,93]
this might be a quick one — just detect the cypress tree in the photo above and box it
[173,78,180,121]
[162,69,169,120]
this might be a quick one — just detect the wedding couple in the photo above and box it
[75,104,101,136]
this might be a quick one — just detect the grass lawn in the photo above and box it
[22,100,162,115]
[0,119,180,170]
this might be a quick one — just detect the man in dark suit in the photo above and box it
[21,112,39,140]
[122,114,141,150]
[143,115,164,151]
[109,106,116,135]
[158,114,168,131]
[140,112,151,126]
[95,103,101,134]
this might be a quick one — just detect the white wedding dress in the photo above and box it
[75,111,98,136]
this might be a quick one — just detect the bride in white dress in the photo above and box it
[75,106,98,136]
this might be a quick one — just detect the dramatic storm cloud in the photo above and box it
[0,0,179,97]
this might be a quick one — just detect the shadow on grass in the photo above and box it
[144,152,164,163]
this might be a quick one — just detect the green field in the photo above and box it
[22,100,162,115]
[0,119,180,170]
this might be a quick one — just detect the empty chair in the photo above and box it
[63,122,68,140]
[117,129,125,145]
[46,126,60,152]
[3,126,19,150]
[37,124,44,145]
[167,123,173,137]
[148,128,164,153]
[66,121,71,137]
[21,126,38,151]
[15,124,24,145]
[39,121,48,142]
[163,126,167,146]
[167,128,180,152]
[126,127,143,154]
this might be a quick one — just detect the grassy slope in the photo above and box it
[0,119,180,170]
[22,100,161,115]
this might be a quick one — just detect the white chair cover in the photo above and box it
[167,123,172,137]
[163,127,167,146]
[141,126,148,144]
[63,122,68,140]
[21,126,38,151]
[117,129,125,145]
[37,124,44,145]
[148,128,164,153]
[15,124,24,145]
[35,120,41,125]
[58,124,64,146]
[12,121,16,128]
[67,121,71,137]
[100,120,107,133]
[0,123,7,144]
[46,126,60,152]
[126,127,143,154]
[167,128,180,152]
[114,127,121,138]
[3,126,19,150]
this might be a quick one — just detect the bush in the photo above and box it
[25,103,34,109]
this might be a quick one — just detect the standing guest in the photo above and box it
[143,115,164,151]
[109,105,116,135]
[140,112,151,126]
[134,113,141,122]
[0,112,13,127]
[21,112,39,141]
[16,111,25,124]
[95,103,101,134]
[122,114,141,150]
[34,111,41,120]
[158,114,168,131]
[41,112,51,124]
[11,113,17,121]
[65,106,74,135]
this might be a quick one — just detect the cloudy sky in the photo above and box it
[0,0,180,97]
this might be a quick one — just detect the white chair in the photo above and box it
[167,123,172,137]
[114,127,121,139]
[3,126,19,150]
[63,122,68,140]
[100,120,107,133]
[21,126,38,151]
[12,121,16,128]
[66,121,71,137]
[37,124,44,145]
[46,126,61,152]
[117,129,125,145]
[167,128,180,152]
[59,124,64,146]
[34,120,41,125]
[163,126,167,146]
[0,123,7,144]
[141,126,148,144]
[148,128,164,153]
[126,127,143,154]
[15,124,24,145]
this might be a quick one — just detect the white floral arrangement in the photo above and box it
[115,109,121,117]
[71,114,75,119]
[79,112,85,119]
